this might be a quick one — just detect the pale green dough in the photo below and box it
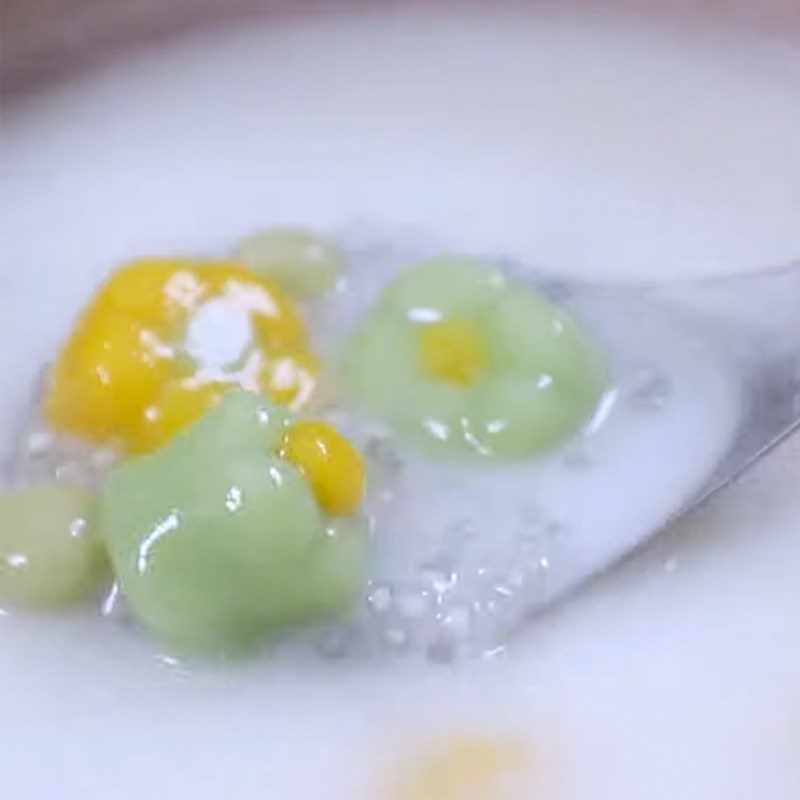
[345,315,420,417]
[482,293,605,391]
[236,227,344,298]
[469,375,595,457]
[0,483,108,609]
[99,392,365,655]
[378,256,507,318]
[344,259,608,459]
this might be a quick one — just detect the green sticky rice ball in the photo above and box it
[99,392,365,655]
[0,483,108,610]
[236,227,344,299]
[345,257,608,459]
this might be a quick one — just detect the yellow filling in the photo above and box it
[383,735,528,800]
[46,259,320,453]
[280,421,365,516]
[417,317,488,387]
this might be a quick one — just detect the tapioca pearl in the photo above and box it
[235,227,344,300]
[366,583,393,614]
[0,483,109,610]
[383,626,410,650]
[381,258,506,319]
[419,564,458,595]
[395,587,433,619]
[440,604,474,638]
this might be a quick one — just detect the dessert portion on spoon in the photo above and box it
[4,226,797,660]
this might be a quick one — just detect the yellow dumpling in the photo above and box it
[45,258,320,453]
[382,735,529,800]
[133,379,227,454]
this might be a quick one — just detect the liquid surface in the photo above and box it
[1,7,799,800]
[304,240,742,658]
[5,233,744,661]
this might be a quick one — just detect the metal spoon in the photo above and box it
[523,260,800,621]
[6,254,799,659]
[348,249,800,657]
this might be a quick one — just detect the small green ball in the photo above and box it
[236,227,344,298]
[0,483,108,610]
[344,258,608,459]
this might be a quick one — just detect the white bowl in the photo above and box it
[2,4,799,798]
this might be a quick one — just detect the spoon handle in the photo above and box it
[655,263,800,502]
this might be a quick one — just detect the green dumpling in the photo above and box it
[98,392,365,655]
[345,257,608,459]
[235,226,344,299]
[0,483,108,610]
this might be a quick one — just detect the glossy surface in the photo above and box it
[98,393,365,653]
[281,420,366,516]
[0,483,107,609]
[236,227,344,299]
[345,258,608,458]
[45,258,319,453]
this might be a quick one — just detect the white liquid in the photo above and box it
[1,8,798,800]
[303,242,742,658]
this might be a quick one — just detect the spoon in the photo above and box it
[6,254,799,659]
[520,260,800,623]
[344,249,800,657]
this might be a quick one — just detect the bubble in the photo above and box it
[378,488,396,504]
[420,564,457,595]
[366,583,393,613]
[26,430,53,457]
[493,584,514,599]
[439,604,473,639]
[154,653,185,670]
[13,406,119,491]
